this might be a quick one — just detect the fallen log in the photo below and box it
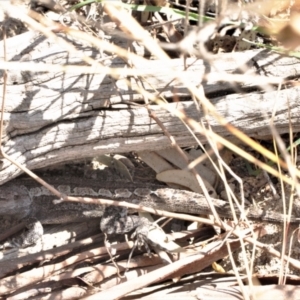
[0,30,300,184]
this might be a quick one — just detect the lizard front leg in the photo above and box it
[100,206,144,234]
[100,206,154,251]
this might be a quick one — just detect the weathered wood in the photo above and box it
[0,31,300,184]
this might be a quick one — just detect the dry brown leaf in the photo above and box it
[156,148,218,187]
[156,169,217,197]
[138,151,174,173]
[212,261,226,273]
[92,155,133,182]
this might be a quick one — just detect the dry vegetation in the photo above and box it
[1,0,300,299]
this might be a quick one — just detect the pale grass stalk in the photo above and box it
[6,2,296,178]
[1,1,299,295]
[226,241,250,300]
[202,130,256,283]
[156,99,300,185]
[152,96,300,278]
[266,86,300,282]
[94,3,299,179]
[4,2,296,183]
[1,4,159,79]
[0,240,135,295]
[0,26,66,202]
[146,107,224,222]
[0,60,160,77]
[204,72,285,86]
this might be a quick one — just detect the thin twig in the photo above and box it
[55,194,300,270]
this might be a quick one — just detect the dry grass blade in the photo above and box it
[0,234,104,278]
[1,0,300,298]
[0,240,135,295]
[82,239,242,300]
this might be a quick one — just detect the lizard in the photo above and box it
[0,175,299,248]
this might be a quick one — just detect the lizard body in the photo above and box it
[0,176,299,225]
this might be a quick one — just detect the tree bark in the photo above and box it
[0,31,300,184]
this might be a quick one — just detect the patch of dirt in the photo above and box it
[219,141,300,276]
